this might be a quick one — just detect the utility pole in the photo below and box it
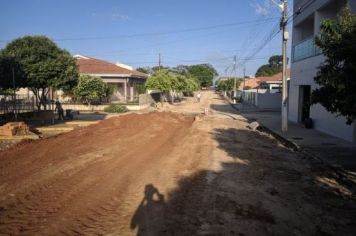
[281,0,288,132]
[158,53,161,71]
[270,0,288,131]
[242,67,246,93]
[233,55,237,104]
[242,66,246,112]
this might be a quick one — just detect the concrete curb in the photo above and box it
[228,99,356,190]
[220,94,301,151]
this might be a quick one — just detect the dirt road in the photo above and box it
[0,91,355,235]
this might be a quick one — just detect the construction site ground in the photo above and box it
[0,111,144,150]
[0,91,355,235]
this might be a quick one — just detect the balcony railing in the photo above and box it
[293,37,322,62]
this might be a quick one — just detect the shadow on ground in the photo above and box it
[131,128,356,235]
[210,104,238,115]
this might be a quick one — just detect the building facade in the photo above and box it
[75,55,148,102]
[290,0,356,142]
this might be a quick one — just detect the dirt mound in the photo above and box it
[0,122,30,136]
[1,111,192,158]
[0,111,195,235]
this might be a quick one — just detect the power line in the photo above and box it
[78,55,273,66]
[237,21,281,67]
[235,0,316,68]
[0,17,279,43]
[70,19,279,58]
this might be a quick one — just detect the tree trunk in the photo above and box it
[31,88,41,111]
[86,99,92,111]
[170,90,174,104]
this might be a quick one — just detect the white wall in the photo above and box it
[290,0,355,142]
[242,90,281,111]
[257,93,282,110]
[310,104,355,142]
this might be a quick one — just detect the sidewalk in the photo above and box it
[233,103,356,174]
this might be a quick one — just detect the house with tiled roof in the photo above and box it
[238,69,291,111]
[239,69,290,93]
[74,55,148,102]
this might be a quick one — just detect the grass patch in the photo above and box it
[104,104,129,113]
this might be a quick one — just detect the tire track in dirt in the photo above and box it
[0,112,196,235]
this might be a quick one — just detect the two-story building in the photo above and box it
[290,0,356,142]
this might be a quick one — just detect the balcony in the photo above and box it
[293,37,322,62]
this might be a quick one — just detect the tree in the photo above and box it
[145,70,174,93]
[0,53,26,90]
[312,8,356,125]
[145,70,175,102]
[171,65,190,75]
[136,64,217,88]
[216,78,239,96]
[145,70,199,102]
[104,84,115,102]
[255,55,283,77]
[183,77,200,93]
[134,84,146,94]
[0,36,79,110]
[73,75,111,107]
[187,64,218,87]
[174,74,199,94]
[136,67,151,74]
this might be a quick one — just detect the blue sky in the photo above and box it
[0,0,292,76]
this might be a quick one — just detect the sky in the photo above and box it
[0,0,292,77]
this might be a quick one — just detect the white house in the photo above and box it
[289,0,356,142]
[75,55,148,102]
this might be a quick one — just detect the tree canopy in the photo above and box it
[255,55,283,77]
[216,78,240,95]
[73,75,112,106]
[145,70,199,94]
[0,35,79,109]
[145,70,174,93]
[187,64,218,87]
[0,54,26,90]
[312,8,356,125]
[137,64,218,88]
[136,67,151,74]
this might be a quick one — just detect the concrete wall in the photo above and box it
[61,93,155,112]
[290,54,355,142]
[242,90,281,111]
[289,54,325,122]
[310,104,355,142]
[257,93,282,110]
[61,104,149,111]
[290,0,356,142]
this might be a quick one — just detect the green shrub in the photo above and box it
[104,104,128,113]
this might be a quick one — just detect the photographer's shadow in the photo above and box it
[130,184,166,236]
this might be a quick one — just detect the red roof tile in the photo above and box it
[238,69,290,90]
[75,56,148,78]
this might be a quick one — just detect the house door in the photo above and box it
[299,85,311,122]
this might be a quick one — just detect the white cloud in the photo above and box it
[111,13,129,21]
[251,0,272,16]
[91,12,130,21]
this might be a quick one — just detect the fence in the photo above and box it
[60,94,157,111]
[241,90,281,111]
[0,95,36,114]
